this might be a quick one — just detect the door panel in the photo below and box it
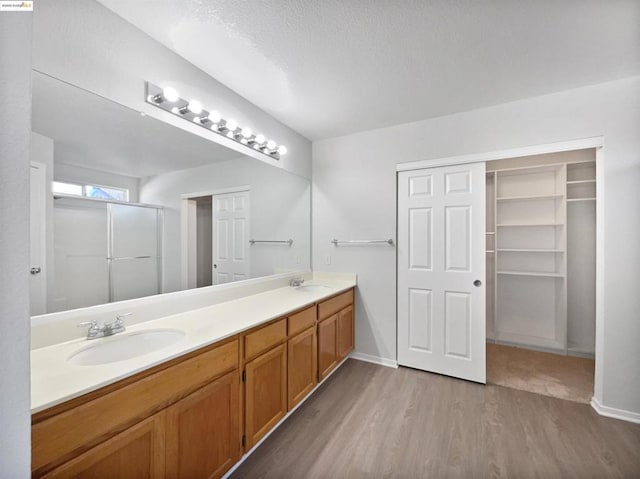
[287,327,317,410]
[244,344,287,448]
[42,414,165,479]
[213,191,250,284]
[165,371,240,479]
[337,306,354,360]
[398,162,486,383]
[318,314,338,380]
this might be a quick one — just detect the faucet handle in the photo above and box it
[78,320,98,329]
[115,312,132,322]
[114,312,131,329]
[78,320,101,338]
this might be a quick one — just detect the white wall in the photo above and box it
[0,12,32,479]
[313,76,640,416]
[140,157,311,293]
[32,0,312,179]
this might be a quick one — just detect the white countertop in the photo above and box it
[31,277,355,414]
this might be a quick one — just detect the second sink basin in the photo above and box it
[68,329,186,366]
[295,284,331,293]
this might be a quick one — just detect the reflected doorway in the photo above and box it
[182,187,250,289]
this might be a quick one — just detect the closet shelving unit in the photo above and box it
[488,163,568,351]
[486,159,596,356]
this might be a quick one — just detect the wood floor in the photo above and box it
[230,359,640,479]
[487,343,595,403]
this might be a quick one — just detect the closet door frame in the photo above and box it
[397,136,605,405]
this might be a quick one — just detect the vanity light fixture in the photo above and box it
[147,86,179,104]
[145,82,287,159]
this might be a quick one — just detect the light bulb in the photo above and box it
[171,106,180,114]
[226,119,238,132]
[162,87,179,103]
[266,140,277,150]
[254,134,265,145]
[193,116,202,124]
[209,110,221,123]
[277,145,288,155]
[187,100,202,115]
[241,127,252,138]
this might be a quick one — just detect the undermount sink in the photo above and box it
[295,284,331,293]
[68,329,186,366]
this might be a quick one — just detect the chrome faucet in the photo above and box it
[289,277,305,287]
[78,313,130,340]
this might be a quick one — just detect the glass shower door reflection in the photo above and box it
[109,203,162,302]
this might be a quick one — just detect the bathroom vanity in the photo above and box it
[30,279,355,478]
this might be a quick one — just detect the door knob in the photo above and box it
[213,264,218,269]
[30,267,41,275]
[473,279,482,287]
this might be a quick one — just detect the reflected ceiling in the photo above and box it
[32,72,241,178]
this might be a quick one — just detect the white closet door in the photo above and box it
[398,162,486,383]
[213,191,250,284]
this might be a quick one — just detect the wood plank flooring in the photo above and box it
[230,359,640,479]
[487,343,595,403]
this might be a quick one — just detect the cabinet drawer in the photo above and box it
[32,339,238,476]
[244,318,286,360]
[288,306,316,336]
[318,289,354,321]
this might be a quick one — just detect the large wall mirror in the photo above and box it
[30,71,311,316]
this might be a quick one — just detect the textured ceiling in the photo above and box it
[97,0,640,140]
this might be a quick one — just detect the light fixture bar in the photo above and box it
[145,82,286,160]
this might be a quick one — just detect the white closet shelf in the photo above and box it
[486,250,495,253]
[486,231,495,235]
[496,194,564,202]
[497,270,564,278]
[567,198,596,202]
[567,179,595,185]
[497,249,564,253]
[496,223,564,227]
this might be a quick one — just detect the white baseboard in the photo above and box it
[349,351,398,368]
[591,396,640,424]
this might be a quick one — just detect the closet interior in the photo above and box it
[485,149,596,402]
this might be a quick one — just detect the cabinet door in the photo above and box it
[245,343,287,448]
[318,313,338,381]
[288,326,317,410]
[337,305,354,361]
[165,370,240,479]
[42,413,165,479]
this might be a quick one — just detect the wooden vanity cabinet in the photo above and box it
[35,287,356,478]
[287,325,317,410]
[244,343,288,449]
[165,371,240,479]
[318,313,339,380]
[337,305,354,361]
[242,317,288,449]
[32,338,241,479]
[317,289,355,380]
[41,413,166,479]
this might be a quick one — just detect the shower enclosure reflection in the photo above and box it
[52,198,163,312]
